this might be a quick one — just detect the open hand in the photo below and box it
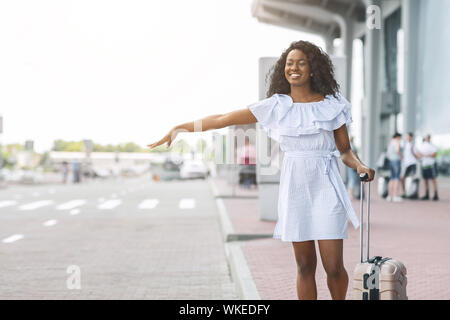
[357,165,375,182]
[147,128,178,150]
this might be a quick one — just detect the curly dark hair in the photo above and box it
[266,40,340,98]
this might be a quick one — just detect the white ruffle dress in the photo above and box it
[247,93,360,242]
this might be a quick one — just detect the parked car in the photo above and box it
[157,159,182,181]
[437,156,450,176]
[93,168,112,179]
[21,170,44,184]
[0,168,9,187]
[180,160,209,180]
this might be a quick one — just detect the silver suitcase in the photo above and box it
[353,173,408,300]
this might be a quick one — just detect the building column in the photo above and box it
[362,0,382,168]
[255,57,280,221]
[343,20,354,100]
[325,35,335,55]
[401,0,420,134]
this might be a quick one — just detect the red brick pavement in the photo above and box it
[213,176,450,300]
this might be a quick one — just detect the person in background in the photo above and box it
[72,159,81,184]
[386,133,403,202]
[61,161,69,184]
[400,132,419,198]
[346,136,359,200]
[237,138,256,189]
[416,134,439,201]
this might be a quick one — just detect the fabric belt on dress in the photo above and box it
[284,150,360,229]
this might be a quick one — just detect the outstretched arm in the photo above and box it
[147,108,257,149]
[333,124,375,182]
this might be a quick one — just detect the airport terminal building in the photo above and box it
[251,0,450,167]
[220,0,450,221]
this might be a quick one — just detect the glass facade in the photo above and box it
[416,0,450,135]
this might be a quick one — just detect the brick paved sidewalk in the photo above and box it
[212,175,450,300]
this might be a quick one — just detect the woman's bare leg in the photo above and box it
[388,180,393,199]
[292,241,317,300]
[318,239,348,300]
[431,178,438,194]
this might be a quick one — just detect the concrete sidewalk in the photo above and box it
[210,175,450,300]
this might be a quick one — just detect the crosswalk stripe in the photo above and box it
[18,200,54,211]
[179,198,196,209]
[97,199,122,210]
[3,198,199,211]
[138,199,159,209]
[70,209,81,215]
[43,219,58,227]
[56,200,86,210]
[2,234,24,243]
[0,200,18,209]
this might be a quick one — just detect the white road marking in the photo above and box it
[19,200,54,211]
[48,188,56,194]
[2,234,24,243]
[179,198,196,209]
[32,192,40,197]
[111,193,118,198]
[13,194,23,200]
[56,200,86,210]
[97,199,122,210]
[0,200,18,208]
[43,219,58,227]
[70,209,81,215]
[138,199,159,209]
[98,198,105,203]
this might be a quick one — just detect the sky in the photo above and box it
[0,0,327,153]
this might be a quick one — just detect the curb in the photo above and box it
[224,242,261,300]
[209,178,261,300]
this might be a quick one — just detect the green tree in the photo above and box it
[118,142,142,152]
[52,140,83,152]
[171,139,191,154]
[196,139,207,154]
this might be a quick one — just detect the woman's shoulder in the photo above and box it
[246,91,353,142]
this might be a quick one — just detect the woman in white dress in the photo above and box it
[148,40,375,300]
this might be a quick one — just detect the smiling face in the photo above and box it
[284,49,312,87]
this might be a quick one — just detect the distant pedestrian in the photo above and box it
[386,133,403,202]
[416,134,439,201]
[61,161,69,184]
[237,139,256,189]
[72,160,81,184]
[400,133,419,198]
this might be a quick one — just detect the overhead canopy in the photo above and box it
[251,0,366,40]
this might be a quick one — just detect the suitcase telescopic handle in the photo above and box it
[359,173,371,263]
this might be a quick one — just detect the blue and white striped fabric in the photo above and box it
[248,93,359,242]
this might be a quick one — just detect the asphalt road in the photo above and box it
[0,175,237,299]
